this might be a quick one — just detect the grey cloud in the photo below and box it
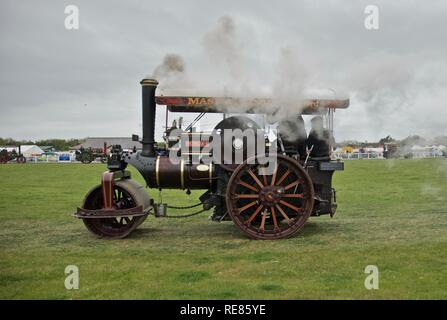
[0,0,446,142]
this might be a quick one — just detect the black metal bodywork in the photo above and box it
[106,78,344,218]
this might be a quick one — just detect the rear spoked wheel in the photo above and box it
[16,155,26,163]
[80,152,94,164]
[226,154,314,240]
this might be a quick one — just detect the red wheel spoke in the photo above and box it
[238,200,258,213]
[239,180,259,193]
[276,169,290,186]
[235,194,260,199]
[275,204,290,222]
[260,168,269,186]
[271,206,280,231]
[279,200,303,213]
[259,209,267,231]
[248,169,264,189]
[282,193,305,199]
[225,154,314,240]
[246,205,264,225]
[284,180,302,191]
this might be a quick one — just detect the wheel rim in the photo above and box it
[82,185,143,238]
[81,153,93,164]
[17,156,26,163]
[226,154,314,239]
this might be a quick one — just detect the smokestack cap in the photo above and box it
[140,79,159,86]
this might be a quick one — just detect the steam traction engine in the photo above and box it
[75,79,349,240]
[75,143,108,164]
[0,146,26,164]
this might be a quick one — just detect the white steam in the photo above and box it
[150,15,447,141]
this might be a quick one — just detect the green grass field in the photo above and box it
[0,159,446,299]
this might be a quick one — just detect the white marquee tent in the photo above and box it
[19,145,44,157]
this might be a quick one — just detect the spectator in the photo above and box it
[306,116,334,158]
[278,115,307,159]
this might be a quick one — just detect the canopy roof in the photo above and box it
[155,96,349,115]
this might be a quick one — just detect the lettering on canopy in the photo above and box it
[187,97,216,106]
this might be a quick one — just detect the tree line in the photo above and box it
[1,134,447,152]
[0,138,84,151]
[336,135,447,148]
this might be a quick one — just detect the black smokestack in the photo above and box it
[140,78,158,157]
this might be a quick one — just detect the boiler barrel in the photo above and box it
[148,156,215,189]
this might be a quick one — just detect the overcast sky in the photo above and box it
[1,0,446,142]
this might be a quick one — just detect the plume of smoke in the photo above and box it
[152,53,185,77]
[201,16,243,85]
[150,15,447,143]
[149,15,333,142]
[267,46,310,123]
[340,53,413,130]
[151,53,188,92]
[199,16,316,128]
[334,52,447,140]
[151,16,321,110]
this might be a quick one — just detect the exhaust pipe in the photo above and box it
[140,78,158,157]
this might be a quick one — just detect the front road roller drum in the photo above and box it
[226,154,315,240]
[79,179,152,239]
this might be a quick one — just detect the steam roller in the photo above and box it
[74,78,349,239]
